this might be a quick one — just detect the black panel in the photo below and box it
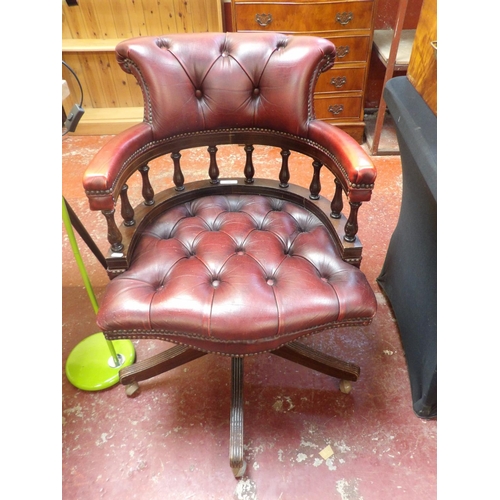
[377,76,437,419]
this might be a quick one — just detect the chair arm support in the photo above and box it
[83,122,154,211]
[308,120,376,202]
[82,119,376,211]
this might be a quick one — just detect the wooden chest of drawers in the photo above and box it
[231,0,377,143]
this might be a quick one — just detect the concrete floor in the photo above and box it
[62,135,436,499]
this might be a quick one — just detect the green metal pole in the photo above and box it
[62,196,119,365]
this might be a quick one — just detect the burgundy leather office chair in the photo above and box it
[82,32,377,477]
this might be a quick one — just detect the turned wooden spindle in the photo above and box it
[344,201,361,242]
[208,145,220,184]
[244,145,255,184]
[139,165,155,206]
[171,152,185,191]
[330,178,343,219]
[102,209,124,252]
[279,149,291,188]
[309,160,322,200]
[120,184,135,227]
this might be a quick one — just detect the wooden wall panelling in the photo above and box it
[205,0,224,31]
[125,0,148,36]
[62,53,89,109]
[106,53,143,108]
[62,0,223,135]
[190,0,217,32]
[62,1,86,38]
[143,0,168,34]
[76,0,102,37]
[177,0,197,32]
[93,1,119,37]
[63,50,142,109]
[108,1,135,37]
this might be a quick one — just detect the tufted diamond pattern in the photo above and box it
[116,32,336,139]
[97,195,377,355]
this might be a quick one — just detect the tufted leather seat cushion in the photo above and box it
[98,194,377,355]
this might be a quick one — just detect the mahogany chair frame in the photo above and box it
[81,33,377,477]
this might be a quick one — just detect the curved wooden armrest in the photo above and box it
[308,120,376,202]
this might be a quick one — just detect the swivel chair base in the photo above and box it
[118,341,359,477]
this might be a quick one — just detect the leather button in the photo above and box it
[195,89,203,99]
[253,88,260,96]
[212,279,220,288]
[266,278,275,286]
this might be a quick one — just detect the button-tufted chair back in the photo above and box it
[80,32,378,478]
[116,32,335,139]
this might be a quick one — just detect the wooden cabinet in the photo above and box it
[231,0,377,143]
[406,0,436,115]
[62,0,223,135]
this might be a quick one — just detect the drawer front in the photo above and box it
[316,67,365,93]
[234,2,374,32]
[271,33,370,64]
[322,34,370,64]
[314,95,363,120]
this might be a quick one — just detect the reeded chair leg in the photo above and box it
[272,340,360,393]
[230,357,246,478]
[119,344,207,396]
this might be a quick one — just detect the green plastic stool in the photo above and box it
[63,197,135,391]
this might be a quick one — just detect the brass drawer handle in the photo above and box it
[328,104,344,115]
[330,77,347,88]
[337,46,350,58]
[255,13,273,27]
[336,12,353,25]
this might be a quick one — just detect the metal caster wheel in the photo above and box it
[125,381,140,397]
[339,380,352,394]
[232,460,247,479]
